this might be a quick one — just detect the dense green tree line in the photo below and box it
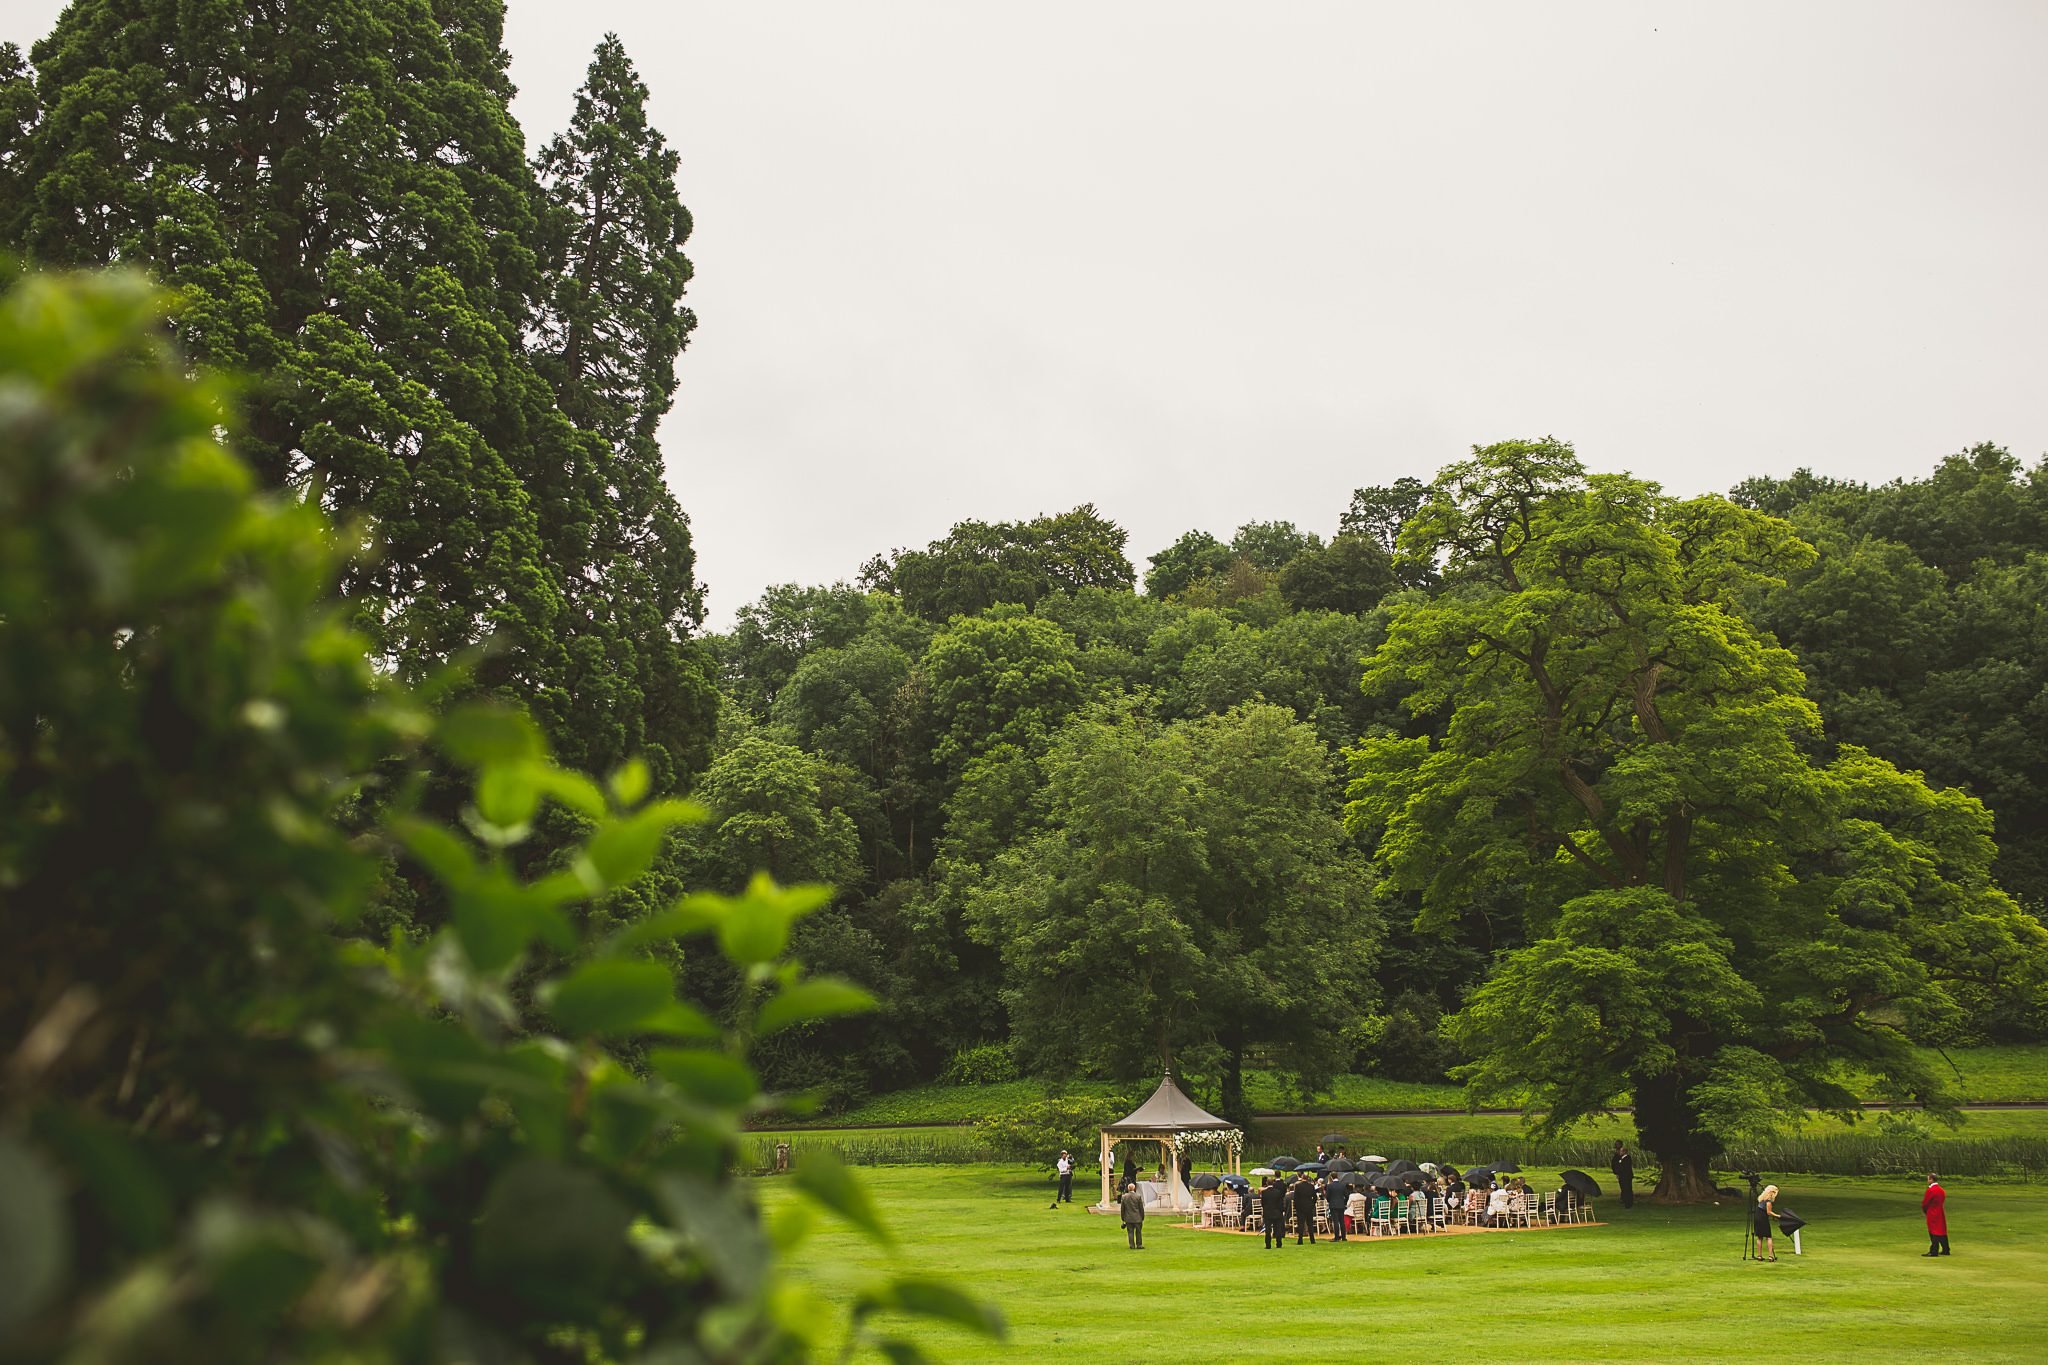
[707,446,2048,1192]
[0,271,999,1362]
[1734,446,2048,937]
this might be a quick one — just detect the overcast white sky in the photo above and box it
[14,2,2047,626]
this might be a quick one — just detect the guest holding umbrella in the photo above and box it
[1921,1174,1949,1257]
[1610,1140,1635,1209]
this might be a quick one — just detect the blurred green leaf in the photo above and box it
[372,1015,498,1121]
[454,874,572,973]
[602,894,725,956]
[35,1114,172,1254]
[791,1152,892,1247]
[586,1069,670,1163]
[497,1043,572,1158]
[608,758,651,807]
[584,799,706,889]
[0,1138,68,1336]
[716,875,834,965]
[648,1049,757,1106]
[754,977,875,1036]
[534,765,607,820]
[856,1277,1007,1340]
[546,959,677,1037]
[651,1175,771,1297]
[391,816,477,890]
[474,1158,631,1312]
[638,999,721,1040]
[477,762,543,827]
[439,704,544,766]
[874,1339,933,1365]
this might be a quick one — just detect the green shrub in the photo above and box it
[974,1097,1130,1163]
[942,1042,1020,1086]
[0,271,1000,1363]
[1365,992,1460,1083]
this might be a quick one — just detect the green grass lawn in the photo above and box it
[1906,1044,2048,1103]
[763,1164,2048,1363]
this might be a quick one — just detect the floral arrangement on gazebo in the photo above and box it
[1171,1127,1243,1160]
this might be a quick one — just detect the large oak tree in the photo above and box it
[1345,439,2047,1199]
[973,701,1376,1118]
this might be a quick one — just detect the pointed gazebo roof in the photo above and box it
[1104,1071,1238,1133]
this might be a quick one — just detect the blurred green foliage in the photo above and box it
[0,270,999,1363]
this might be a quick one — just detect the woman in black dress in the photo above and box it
[1752,1184,1779,1262]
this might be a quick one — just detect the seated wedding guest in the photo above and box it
[1486,1185,1511,1227]
[1346,1186,1368,1234]
[1464,1187,1487,1223]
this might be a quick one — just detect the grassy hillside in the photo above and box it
[784,1045,2048,1130]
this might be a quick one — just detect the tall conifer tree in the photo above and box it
[531,33,715,787]
[0,3,716,786]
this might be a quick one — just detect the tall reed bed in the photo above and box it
[739,1131,1003,1171]
[1264,1130,2048,1179]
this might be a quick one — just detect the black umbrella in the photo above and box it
[1775,1208,1807,1235]
[1190,1173,1223,1190]
[1355,1161,1385,1175]
[1321,1133,1348,1146]
[1326,1157,1356,1174]
[1490,1161,1522,1174]
[1385,1158,1420,1176]
[1269,1157,1300,1170]
[1368,1174,1404,1192]
[1559,1170,1603,1199]
[1220,1173,1250,1188]
[1296,1161,1328,1173]
[1464,1167,1496,1187]
[1392,1170,1429,1191]
[1439,1165,1463,1181]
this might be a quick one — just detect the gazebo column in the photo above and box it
[1165,1136,1185,1211]
[1099,1130,1112,1209]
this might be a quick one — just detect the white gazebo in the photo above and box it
[1094,1070,1243,1214]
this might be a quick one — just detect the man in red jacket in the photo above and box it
[1921,1174,1949,1257]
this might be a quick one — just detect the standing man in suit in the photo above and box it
[1120,1181,1146,1249]
[1610,1140,1635,1210]
[1123,1146,1139,1193]
[1260,1177,1289,1249]
[1324,1177,1347,1241]
[1054,1150,1073,1207]
[1291,1172,1319,1244]
[1921,1174,1949,1256]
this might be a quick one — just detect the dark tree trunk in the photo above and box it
[1221,1043,1245,1123]
[1632,1070,1719,1202]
